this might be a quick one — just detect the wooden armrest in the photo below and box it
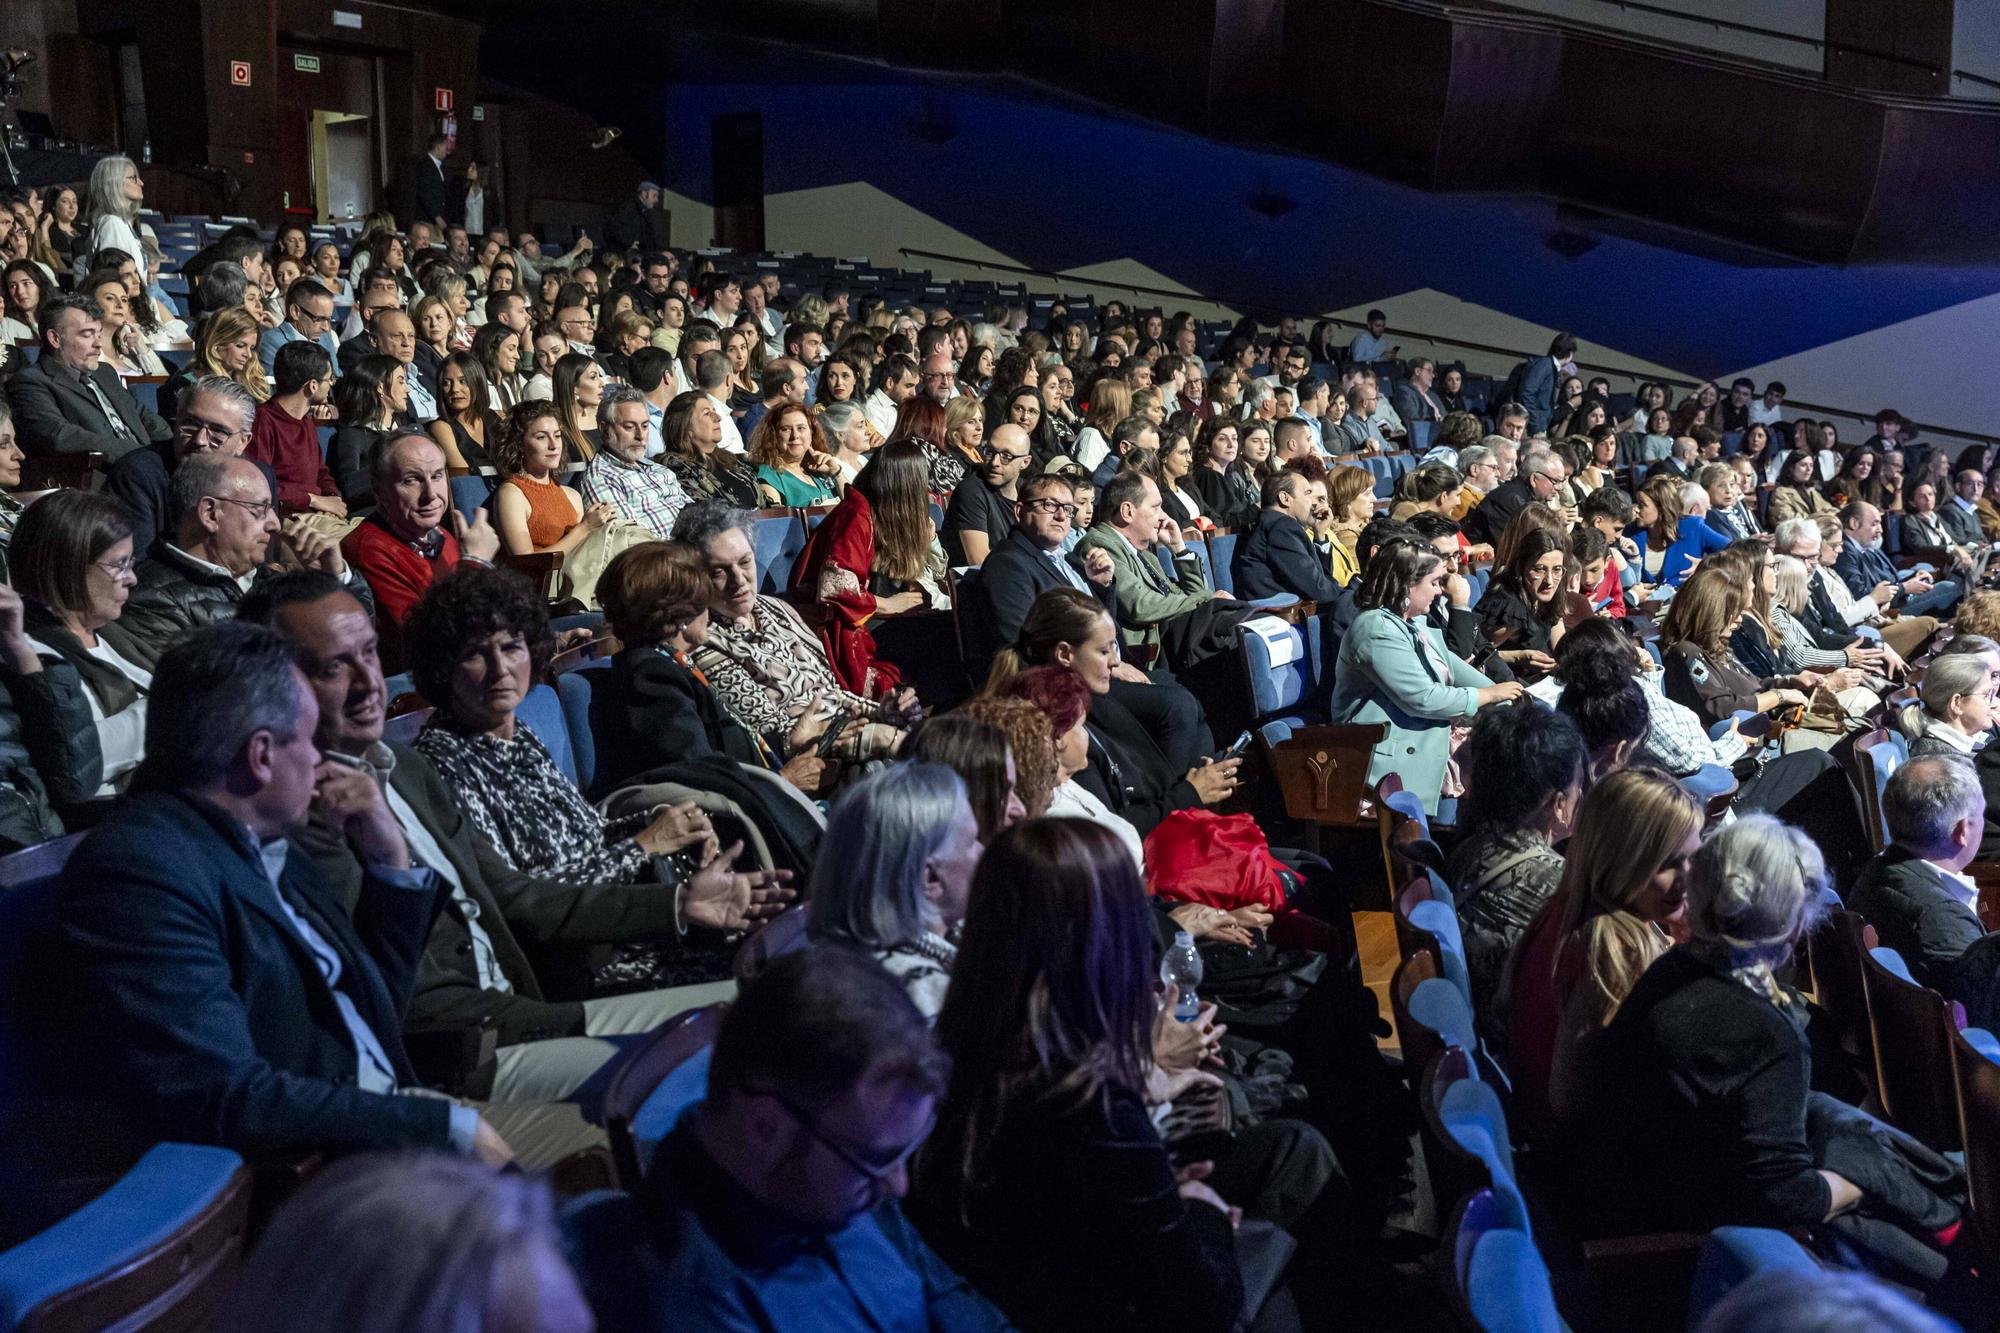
[497,551,564,600]
[1268,723,1390,826]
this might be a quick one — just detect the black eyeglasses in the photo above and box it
[982,445,1030,463]
[744,1085,934,1182]
[1026,498,1079,518]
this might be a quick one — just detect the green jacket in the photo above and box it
[1071,522,1212,651]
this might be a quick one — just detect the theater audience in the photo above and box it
[910,818,1265,1333]
[942,421,1031,566]
[579,383,689,538]
[1504,766,1701,1135]
[569,948,1003,1329]
[5,490,150,801]
[1851,757,2000,1029]
[805,762,982,1020]
[1448,702,1584,1017]
[47,621,547,1163]
[6,292,172,460]
[1894,649,1996,758]
[789,441,945,697]
[118,454,363,668]
[212,1152,592,1333]
[103,374,262,559]
[1233,471,1344,605]
[403,564,743,890]
[1329,542,1519,814]
[246,341,343,520]
[341,433,500,664]
[1575,815,1963,1286]
[493,400,617,558]
[252,572,778,1111]
[675,500,914,766]
[987,588,1238,834]
[1073,469,1229,663]
[1187,415,1260,531]
[659,389,760,508]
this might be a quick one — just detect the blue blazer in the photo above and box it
[1836,538,1899,601]
[1328,608,1490,814]
[50,790,451,1158]
[1518,356,1558,434]
[1233,508,1343,605]
[1633,515,1730,587]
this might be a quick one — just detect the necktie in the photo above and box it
[81,369,135,442]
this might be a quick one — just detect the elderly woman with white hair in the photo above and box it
[804,762,983,1021]
[1572,815,1966,1289]
[1895,647,1998,761]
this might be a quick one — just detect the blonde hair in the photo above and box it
[1551,767,1701,1029]
[410,294,452,350]
[943,393,983,448]
[1770,554,1813,617]
[1085,379,1131,433]
[1955,590,2000,642]
[192,307,270,401]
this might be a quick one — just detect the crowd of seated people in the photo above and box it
[2,163,2000,1332]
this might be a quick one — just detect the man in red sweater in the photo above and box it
[341,432,500,667]
[247,341,342,517]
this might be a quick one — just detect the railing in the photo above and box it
[1477,0,1944,82]
[895,244,1999,449]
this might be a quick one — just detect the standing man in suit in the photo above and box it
[1517,333,1576,437]
[1071,470,1233,663]
[5,292,171,460]
[48,620,566,1165]
[1851,757,2000,1028]
[605,182,671,255]
[1233,472,1345,606]
[406,133,452,233]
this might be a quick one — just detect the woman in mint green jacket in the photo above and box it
[1328,542,1524,813]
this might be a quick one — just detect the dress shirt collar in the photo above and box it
[1955,494,1979,514]
[324,741,398,780]
[166,542,256,592]
[1927,859,1981,915]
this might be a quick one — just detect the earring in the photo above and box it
[1401,594,1412,612]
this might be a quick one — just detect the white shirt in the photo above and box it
[30,634,152,797]
[708,393,745,454]
[1749,400,1786,427]
[862,389,900,440]
[1928,858,1981,916]
[1046,779,1146,872]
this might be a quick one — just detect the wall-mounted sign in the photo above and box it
[229,61,251,87]
[434,87,453,113]
[294,53,321,74]
[332,10,362,28]
[472,105,485,122]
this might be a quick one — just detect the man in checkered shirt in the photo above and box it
[582,384,691,538]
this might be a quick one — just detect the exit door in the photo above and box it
[276,46,380,220]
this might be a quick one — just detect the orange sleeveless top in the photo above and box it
[506,474,577,549]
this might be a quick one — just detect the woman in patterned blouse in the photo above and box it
[402,562,728,886]
[659,390,759,510]
[672,499,915,770]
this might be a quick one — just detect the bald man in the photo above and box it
[943,422,1032,566]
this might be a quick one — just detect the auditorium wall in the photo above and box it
[654,39,2000,441]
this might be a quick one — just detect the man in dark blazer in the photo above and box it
[1850,756,2000,1028]
[974,473,1116,653]
[974,473,1210,773]
[46,621,531,1165]
[1515,332,1575,437]
[1233,473,1344,606]
[404,133,452,232]
[250,574,788,1107]
[1461,446,1561,547]
[5,293,170,461]
[103,375,269,560]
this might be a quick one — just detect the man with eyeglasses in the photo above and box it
[256,277,339,377]
[105,375,271,560]
[585,947,1008,1330]
[119,454,369,669]
[337,268,406,350]
[942,422,1034,566]
[555,304,599,360]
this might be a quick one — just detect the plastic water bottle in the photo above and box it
[1160,930,1204,1023]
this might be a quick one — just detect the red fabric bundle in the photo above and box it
[1142,809,1289,913]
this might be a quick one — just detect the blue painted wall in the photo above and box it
[661,42,2000,383]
